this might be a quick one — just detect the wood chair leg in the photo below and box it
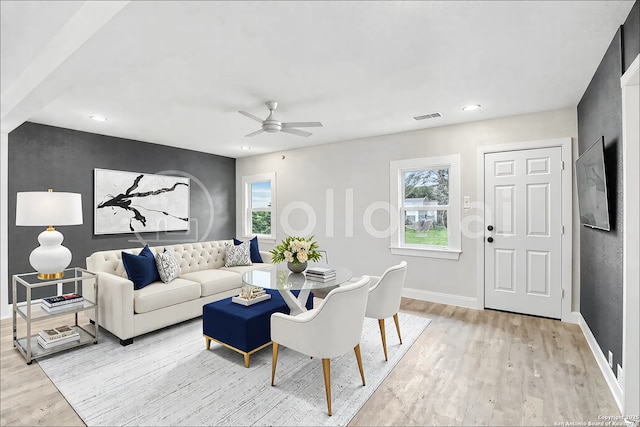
[354,344,365,386]
[271,342,279,386]
[244,353,250,368]
[322,358,332,416]
[393,313,403,345]
[378,318,388,361]
[204,336,211,350]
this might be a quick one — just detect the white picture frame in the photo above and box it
[94,168,190,235]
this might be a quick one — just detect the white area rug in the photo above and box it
[39,312,430,426]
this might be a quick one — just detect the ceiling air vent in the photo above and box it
[413,112,443,121]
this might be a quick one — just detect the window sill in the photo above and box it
[389,246,461,260]
[241,236,276,245]
[256,236,276,245]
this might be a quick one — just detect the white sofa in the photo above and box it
[84,240,271,345]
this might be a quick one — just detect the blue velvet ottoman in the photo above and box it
[203,289,313,367]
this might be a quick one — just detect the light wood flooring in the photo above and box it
[0,299,619,426]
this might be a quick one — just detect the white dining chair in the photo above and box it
[270,276,371,416]
[364,261,407,361]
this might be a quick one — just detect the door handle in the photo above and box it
[487,225,494,231]
[487,237,494,243]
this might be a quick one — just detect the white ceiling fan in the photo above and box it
[238,101,323,137]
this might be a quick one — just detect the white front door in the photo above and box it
[484,147,563,319]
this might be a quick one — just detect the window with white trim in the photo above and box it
[389,155,461,260]
[242,172,276,242]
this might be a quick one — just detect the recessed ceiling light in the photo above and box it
[90,115,107,122]
[240,146,251,151]
[462,104,481,111]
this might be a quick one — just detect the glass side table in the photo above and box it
[12,267,99,364]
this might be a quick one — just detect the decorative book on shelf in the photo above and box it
[41,300,84,313]
[42,293,84,307]
[38,325,80,349]
[37,333,80,349]
[39,325,76,341]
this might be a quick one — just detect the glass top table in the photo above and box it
[242,264,353,315]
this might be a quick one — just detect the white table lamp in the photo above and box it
[16,189,83,279]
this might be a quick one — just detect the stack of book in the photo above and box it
[37,325,80,349]
[41,293,84,313]
[305,267,336,282]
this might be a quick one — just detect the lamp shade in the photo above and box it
[16,191,83,226]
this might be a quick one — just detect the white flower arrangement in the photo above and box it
[270,236,322,264]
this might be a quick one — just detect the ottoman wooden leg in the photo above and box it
[204,335,211,350]
[244,353,250,368]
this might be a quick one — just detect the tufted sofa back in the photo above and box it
[157,241,227,274]
[86,240,231,278]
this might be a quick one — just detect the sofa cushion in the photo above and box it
[133,278,201,314]
[234,236,264,263]
[180,269,242,297]
[122,245,160,290]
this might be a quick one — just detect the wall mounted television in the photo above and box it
[575,136,611,231]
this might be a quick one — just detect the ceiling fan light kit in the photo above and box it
[239,101,322,138]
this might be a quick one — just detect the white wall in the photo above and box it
[236,107,579,307]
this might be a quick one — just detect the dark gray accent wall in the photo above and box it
[577,28,623,375]
[623,1,639,73]
[577,0,640,375]
[8,122,235,302]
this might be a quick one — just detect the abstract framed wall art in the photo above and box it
[94,169,190,235]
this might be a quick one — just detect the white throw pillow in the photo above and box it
[225,241,252,267]
[155,249,180,283]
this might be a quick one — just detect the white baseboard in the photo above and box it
[565,311,583,325]
[577,312,623,413]
[402,288,478,309]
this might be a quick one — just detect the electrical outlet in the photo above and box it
[617,364,624,390]
[608,351,613,368]
[463,196,471,210]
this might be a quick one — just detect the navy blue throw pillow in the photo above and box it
[122,245,160,290]
[234,236,263,263]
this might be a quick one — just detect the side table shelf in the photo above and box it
[12,268,99,365]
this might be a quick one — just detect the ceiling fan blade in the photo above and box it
[245,129,265,137]
[239,111,264,123]
[281,128,312,137]
[281,122,323,128]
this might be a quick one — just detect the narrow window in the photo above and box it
[242,173,276,241]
